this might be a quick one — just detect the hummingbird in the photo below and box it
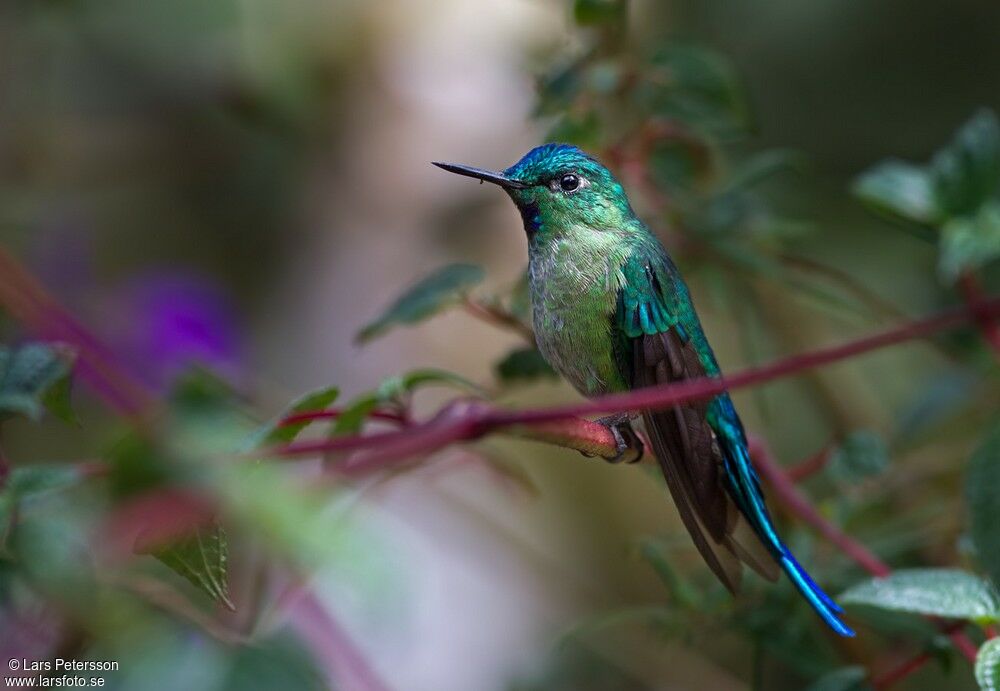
[433,144,853,637]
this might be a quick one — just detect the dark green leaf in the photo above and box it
[828,430,889,481]
[248,385,339,448]
[146,521,234,611]
[805,666,871,691]
[939,200,1000,281]
[852,161,937,224]
[495,348,557,383]
[975,637,1000,691]
[643,44,747,135]
[967,424,1000,590]
[931,109,1000,218]
[220,633,326,691]
[0,343,76,422]
[356,263,484,342]
[573,0,626,27]
[840,569,1000,622]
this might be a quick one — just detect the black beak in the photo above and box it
[432,161,529,190]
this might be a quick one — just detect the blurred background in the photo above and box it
[2,1,1000,689]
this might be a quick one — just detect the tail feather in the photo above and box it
[713,410,854,636]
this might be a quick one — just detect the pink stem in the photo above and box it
[260,297,1000,462]
[958,272,1000,361]
[279,408,407,427]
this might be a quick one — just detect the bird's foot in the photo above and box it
[585,414,644,464]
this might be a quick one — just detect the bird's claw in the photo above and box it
[583,414,644,464]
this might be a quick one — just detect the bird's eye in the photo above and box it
[558,174,579,192]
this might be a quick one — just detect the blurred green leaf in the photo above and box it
[828,430,889,482]
[966,424,1000,589]
[144,522,234,611]
[0,343,76,423]
[495,348,557,383]
[573,0,626,27]
[976,638,1000,691]
[637,537,702,608]
[939,200,1000,281]
[356,263,484,342]
[931,109,1000,218]
[840,569,1000,622]
[804,666,871,691]
[853,161,937,224]
[0,465,85,541]
[248,385,339,448]
[220,633,326,691]
[643,44,747,135]
[331,368,485,436]
[375,368,486,402]
[332,394,380,436]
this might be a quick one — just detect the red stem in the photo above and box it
[958,272,1000,361]
[871,650,933,690]
[785,446,832,482]
[261,297,1000,462]
[279,408,406,427]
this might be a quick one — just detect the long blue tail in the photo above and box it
[713,398,855,637]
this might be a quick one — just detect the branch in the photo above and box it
[258,297,1000,465]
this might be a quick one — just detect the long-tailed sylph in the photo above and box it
[433,144,853,637]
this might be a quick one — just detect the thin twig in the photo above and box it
[461,297,536,345]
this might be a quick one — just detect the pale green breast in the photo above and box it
[527,228,633,396]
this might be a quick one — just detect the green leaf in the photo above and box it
[840,568,1000,622]
[248,385,339,448]
[332,394,380,436]
[805,666,871,691]
[976,638,1000,691]
[931,109,1000,218]
[494,348,557,383]
[853,161,937,224]
[966,424,1000,590]
[939,201,1000,281]
[145,522,234,611]
[375,368,486,403]
[0,465,86,538]
[356,263,484,342]
[0,343,76,422]
[644,44,748,135]
[573,0,626,26]
[828,430,889,481]
[330,369,485,436]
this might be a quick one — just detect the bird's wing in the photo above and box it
[614,248,780,592]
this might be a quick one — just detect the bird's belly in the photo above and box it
[531,275,627,397]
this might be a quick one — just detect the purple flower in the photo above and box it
[110,270,243,390]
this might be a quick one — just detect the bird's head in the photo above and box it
[434,144,636,238]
